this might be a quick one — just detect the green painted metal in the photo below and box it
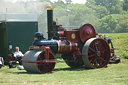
[0,22,8,62]
[0,21,38,62]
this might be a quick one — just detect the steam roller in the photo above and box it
[23,48,56,73]
[22,7,120,74]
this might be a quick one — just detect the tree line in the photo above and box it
[1,0,128,33]
[38,0,128,33]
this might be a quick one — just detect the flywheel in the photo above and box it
[79,24,96,43]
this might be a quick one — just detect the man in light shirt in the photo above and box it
[13,47,24,65]
[0,57,4,69]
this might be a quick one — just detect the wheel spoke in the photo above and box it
[92,58,96,64]
[39,65,43,71]
[97,41,103,48]
[101,50,107,54]
[96,59,101,65]
[98,57,105,62]
[43,64,48,73]
[89,47,96,52]
[89,58,93,63]
[94,42,99,51]
[88,54,96,58]
[95,60,99,67]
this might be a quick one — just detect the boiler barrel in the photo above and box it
[22,50,42,73]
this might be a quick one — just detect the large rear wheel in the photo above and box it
[82,38,110,68]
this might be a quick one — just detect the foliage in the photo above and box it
[68,4,98,26]
[32,0,128,33]
[123,0,128,11]
[51,0,128,33]
[98,14,128,33]
[94,0,124,14]
[114,14,128,33]
[2,0,128,33]
[98,15,118,33]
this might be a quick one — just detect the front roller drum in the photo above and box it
[82,38,110,68]
[23,50,56,74]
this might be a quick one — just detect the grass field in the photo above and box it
[0,33,128,85]
[103,33,128,59]
[0,59,128,85]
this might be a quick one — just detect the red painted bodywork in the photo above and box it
[65,30,79,43]
[28,46,59,63]
[57,40,78,53]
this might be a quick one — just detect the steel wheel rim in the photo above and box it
[82,38,110,68]
[36,51,55,74]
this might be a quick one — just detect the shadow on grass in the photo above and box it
[53,67,91,72]
[53,65,109,72]
[3,69,41,75]
[14,68,91,74]
[15,71,41,74]
[13,67,91,75]
[3,65,108,74]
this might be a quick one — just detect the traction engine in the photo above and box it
[22,7,113,74]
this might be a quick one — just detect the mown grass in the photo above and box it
[0,59,128,85]
[0,33,128,85]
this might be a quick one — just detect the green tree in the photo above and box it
[98,14,128,33]
[114,14,128,32]
[123,0,128,11]
[95,0,119,8]
[116,20,128,33]
[67,4,100,30]
[86,0,96,8]
[53,6,67,25]
[98,15,118,33]
[68,4,95,25]
[92,6,109,18]
[94,0,124,14]
[38,0,51,2]
[86,0,109,18]
[52,0,65,8]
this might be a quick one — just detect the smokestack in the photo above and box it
[47,7,53,39]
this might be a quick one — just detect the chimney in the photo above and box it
[47,7,53,39]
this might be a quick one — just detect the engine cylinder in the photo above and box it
[57,40,78,53]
